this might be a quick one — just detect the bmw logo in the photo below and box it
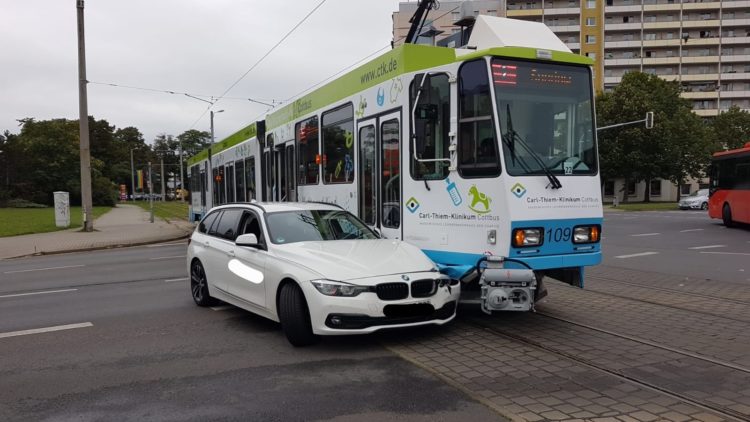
[401,275,410,281]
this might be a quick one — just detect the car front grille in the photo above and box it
[410,279,436,298]
[375,282,408,300]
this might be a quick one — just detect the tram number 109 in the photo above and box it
[546,227,572,243]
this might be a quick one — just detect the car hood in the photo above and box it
[272,239,437,282]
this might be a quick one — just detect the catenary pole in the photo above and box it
[130,149,135,201]
[76,0,93,231]
[160,157,166,201]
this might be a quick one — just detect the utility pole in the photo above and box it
[160,157,166,201]
[130,149,135,201]
[76,0,93,231]
[148,162,154,223]
[178,142,185,202]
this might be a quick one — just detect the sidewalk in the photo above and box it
[0,204,195,259]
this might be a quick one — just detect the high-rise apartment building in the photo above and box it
[393,0,750,117]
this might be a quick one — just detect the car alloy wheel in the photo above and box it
[278,283,317,347]
[190,260,217,306]
[701,202,707,211]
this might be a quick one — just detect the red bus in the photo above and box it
[709,141,750,226]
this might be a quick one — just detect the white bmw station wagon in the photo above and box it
[187,202,460,346]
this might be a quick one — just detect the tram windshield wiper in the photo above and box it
[504,105,562,190]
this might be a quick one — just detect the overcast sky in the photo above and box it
[1,0,409,143]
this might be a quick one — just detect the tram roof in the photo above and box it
[187,16,594,167]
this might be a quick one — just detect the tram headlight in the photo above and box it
[572,225,601,244]
[512,228,543,247]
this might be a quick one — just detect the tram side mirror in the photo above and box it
[645,111,654,129]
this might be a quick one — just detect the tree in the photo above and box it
[711,106,750,151]
[597,72,714,202]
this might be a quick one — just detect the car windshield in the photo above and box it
[266,210,378,244]
[691,189,708,197]
[494,59,597,176]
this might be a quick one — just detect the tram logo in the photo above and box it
[468,185,492,214]
[511,182,527,198]
[356,96,368,118]
[406,197,420,213]
[390,78,403,103]
[377,88,385,106]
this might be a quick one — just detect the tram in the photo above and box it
[187,16,603,312]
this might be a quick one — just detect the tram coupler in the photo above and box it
[478,256,536,314]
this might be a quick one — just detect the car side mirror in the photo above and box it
[235,233,260,248]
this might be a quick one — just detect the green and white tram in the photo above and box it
[187,16,602,312]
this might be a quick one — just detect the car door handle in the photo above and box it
[227,250,235,257]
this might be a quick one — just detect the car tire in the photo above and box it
[190,260,218,306]
[701,202,708,211]
[722,204,735,228]
[278,283,317,347]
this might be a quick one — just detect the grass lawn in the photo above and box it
[131,200,189,222]
[0,206,112,237]
[606,202,679,212]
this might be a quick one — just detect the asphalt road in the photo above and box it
[0,243,502,422]
[602,209,750,284]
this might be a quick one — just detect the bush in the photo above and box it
[92,176,118,206]
[6,198,48,208]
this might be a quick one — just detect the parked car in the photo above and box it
[187,202,460,346]
[678,189,709,210]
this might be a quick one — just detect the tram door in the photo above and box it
[357,111,402,240]
[273,143,296,202]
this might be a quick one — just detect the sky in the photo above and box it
[1,0,408,143]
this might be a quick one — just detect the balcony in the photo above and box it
[682,1,722,11]
[723,0,750,10]
[506,8,543,17]
[606,23,643,31]
[721,72,750,81]
[544,7,581,16]
[693,109,719,117]
[643,21,682,30]
[682,91,719,99]
[721,36,750,46]
[718,90,750,99]
[549,25,581,33]
[605,58,642,66]
[682,20,721,29]
[642,3,682,12]
[605,5,642,13]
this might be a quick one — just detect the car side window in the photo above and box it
[199,211,220,234]
[213,209,244,241]
[239,210,265,246]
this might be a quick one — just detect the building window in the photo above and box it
[604,180,615,196]
[680,184,692,196]
[586,17,596,26]
[586,0,596,9]
[321,103,354,184]
[650,179,662,196]
[627,181,636,196]
[586,35,596,44]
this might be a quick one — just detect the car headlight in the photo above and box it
[512,228,543,247]
[573,225,601,244]
[311,280,371,297]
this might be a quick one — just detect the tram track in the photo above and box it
[558,280,750,325]
[587,275,750,307]
[465,315,750,422]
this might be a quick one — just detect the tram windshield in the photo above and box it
[493,59,597,176]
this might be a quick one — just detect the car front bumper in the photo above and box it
[679,202,702,209]
[300,274,461,335]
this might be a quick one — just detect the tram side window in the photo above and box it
[296,116,320,185]
[218,165,226,204]
[458,59,501,178]
[212,167,219,205]
[410,73,451,180]
[201,163,207,206]
[190,164,199,200]
[245,157,256,200]
[322,104,354,184]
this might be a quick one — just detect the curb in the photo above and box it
[0,233,191,260]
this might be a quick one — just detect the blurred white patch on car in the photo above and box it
[228,259,264,284]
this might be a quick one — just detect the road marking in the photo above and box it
[3,264,85,274]
[146,242,187,248]
[210,305,232,311]
[164,277,188,283]
[0,288,77,299]
[700,252,750,256]
[615,252,659,259]
[0,322,93,339]
[631,233,660,237]
[680,229,704,233]
[149,255,186,261]
[688,245,726,250]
